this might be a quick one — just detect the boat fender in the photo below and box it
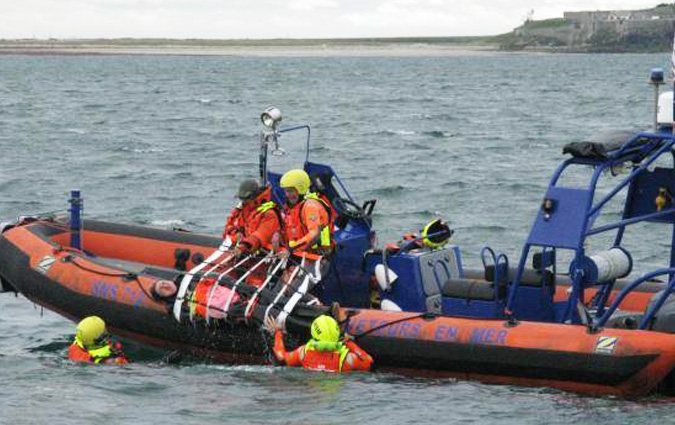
[174,249,191,271]
[380,298,402,311]
[658,91,673,125]
[569,247,632,284]
[374,264,398,292]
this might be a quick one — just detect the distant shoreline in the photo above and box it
[0,38,501,57]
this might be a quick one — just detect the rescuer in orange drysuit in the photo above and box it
[273,169,336,302]
[222,179,281,287]
[266,314,373,373]
[68,316,129,365]
[223,179,280,256]
[277,169,333,258]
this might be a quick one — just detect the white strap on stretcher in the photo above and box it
[173,237,232,321]
[263,257,303,326]
[276,258,322,329]
[191,253,251,321]
[219,254,270,321]
[244,257,286,320]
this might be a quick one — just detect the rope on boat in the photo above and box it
[66,255,137,279]
[65,254,159,307]
[350,312,437,340]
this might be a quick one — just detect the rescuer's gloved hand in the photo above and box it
[278,249,291,260]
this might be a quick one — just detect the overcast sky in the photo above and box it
[0,0,668,39]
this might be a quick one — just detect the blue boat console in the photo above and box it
[364,245,464,313]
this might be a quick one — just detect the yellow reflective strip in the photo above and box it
[338,344,350,372]
[320,226,330,247]
[88,344,113,362]
[257,201,276,213]
[304,193,331,247]
[305,192,320,201]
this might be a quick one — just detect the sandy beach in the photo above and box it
[0,40,500,57]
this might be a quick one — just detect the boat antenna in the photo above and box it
[259,106,283,187]
[649,68,664,132]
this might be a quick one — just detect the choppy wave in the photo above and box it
[377,129,414,137]
[367,185,408,196]
[149,218,185,227]
[116,146,165,154]
[422,130,455,138]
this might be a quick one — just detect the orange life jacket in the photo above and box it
[68,343,93,363]
[68,342,128,365]
[223,187,280,251]
[283,193,335,253]
[273,331,373,373]
[302,348,345,372]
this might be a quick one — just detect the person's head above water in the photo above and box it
[76,316,108,349]
[310,315,341,343]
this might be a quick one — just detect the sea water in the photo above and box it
[0,52,673,424]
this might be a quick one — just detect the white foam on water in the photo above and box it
[119,146,165,154]
[150,218,186,227]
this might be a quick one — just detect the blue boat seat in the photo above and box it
[484,266,559,287]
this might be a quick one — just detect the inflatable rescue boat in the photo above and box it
[5,74,675,397]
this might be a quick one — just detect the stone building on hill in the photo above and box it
[510,5,675,51]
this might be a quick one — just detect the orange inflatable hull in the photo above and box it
[2,218,675,397]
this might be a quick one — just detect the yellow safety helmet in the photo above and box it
[280,169,311,196]
[421,218,453,249]
[310,315,340,343]
[75,316,107,348]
